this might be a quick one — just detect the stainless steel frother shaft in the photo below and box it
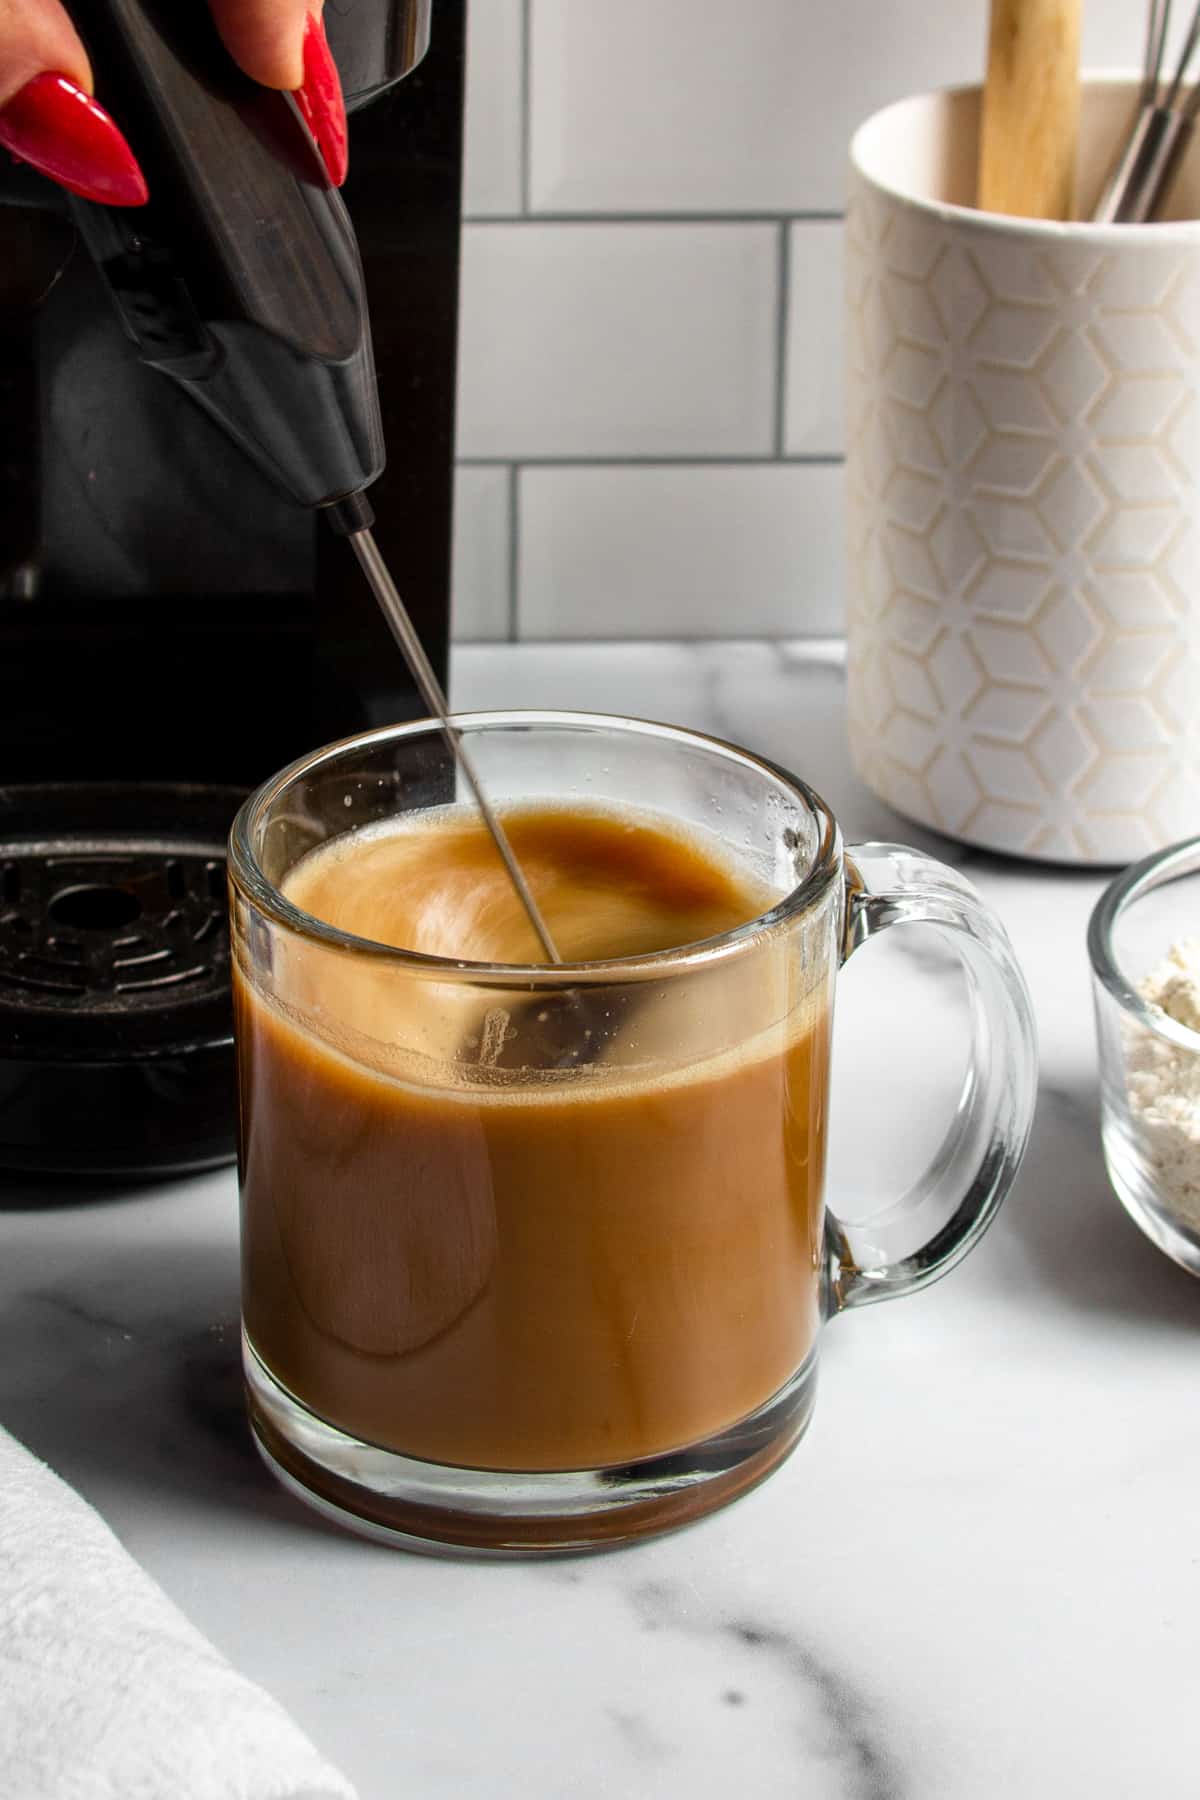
[344,525,563,965]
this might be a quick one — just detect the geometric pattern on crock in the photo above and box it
[844,172,1200,865]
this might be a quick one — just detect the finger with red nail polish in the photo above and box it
[0,72,148,205]
[293,12,348,187]
[207,0,349,188]
[0,0,147,204]
[206,0,308,90]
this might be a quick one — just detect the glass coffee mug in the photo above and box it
[228,713,1037,1554]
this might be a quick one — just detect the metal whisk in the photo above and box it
[1093,0,1200,222]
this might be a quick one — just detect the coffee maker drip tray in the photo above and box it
[0,784,244,1180]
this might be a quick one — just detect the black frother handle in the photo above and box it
[326,492,376,535]
[67,0,386,509]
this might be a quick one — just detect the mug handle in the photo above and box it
[826,842,1038,1313]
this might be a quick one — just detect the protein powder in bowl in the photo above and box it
[1089,839,1200,1279]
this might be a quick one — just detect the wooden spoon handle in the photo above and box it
[978,0,1082,218]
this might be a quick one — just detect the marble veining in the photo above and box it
[626,1579,901,1800]
[1,642,1199,1799]
[605,1705,674,1766]
[22,1288,137,1341]
[730,1625,896,1800]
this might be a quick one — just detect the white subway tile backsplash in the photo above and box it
[529,0,821,214]
[451,0,1149,647]
[451,466,512,641]
[517,465,844,638]
[452,640,725,722]
[527,0,1142,215]
[456,224,778,459]
[784,221,844,456]
[461,0,524,217]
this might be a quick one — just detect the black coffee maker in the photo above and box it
[0,0,465,1178]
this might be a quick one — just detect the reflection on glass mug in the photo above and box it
[228,712,1037,1553]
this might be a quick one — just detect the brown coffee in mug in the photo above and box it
[229,712,1035,1553]
[238,805,828,1475]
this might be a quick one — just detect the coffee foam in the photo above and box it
[285,800,781,967]
[245,801,825,1107]
[237,949,825,1113]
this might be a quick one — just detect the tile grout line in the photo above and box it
[520,0,533,217]
[508,464,520,642]
[457,632,849,648]
[456,454,845,470]
[773,221,791,460]
[462,210,847,227]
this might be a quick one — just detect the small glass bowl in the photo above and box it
[1089,837,1200,1278]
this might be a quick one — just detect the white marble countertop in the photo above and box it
[3,641,1198,1799]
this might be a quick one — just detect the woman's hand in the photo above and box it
[0,0,347,207]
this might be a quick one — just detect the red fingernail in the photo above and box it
[0,72,148,206]
[294,13,348,188]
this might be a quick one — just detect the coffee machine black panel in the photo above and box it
[328,0,432,108]
[0,0,463,789]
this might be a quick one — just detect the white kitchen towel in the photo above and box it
[0,1423,358,1800]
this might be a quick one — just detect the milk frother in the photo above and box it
[0,0,558,1176]
[68,0,559,960]
[66,0,382,512]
